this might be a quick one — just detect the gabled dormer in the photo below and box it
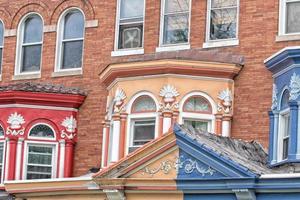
[265,47,300,165]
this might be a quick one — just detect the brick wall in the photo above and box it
[0,0,297,176]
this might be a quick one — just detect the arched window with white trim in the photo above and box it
[16,13,43,74]
[128,95,158,153]
[180,93,215,132]
[56,8,85,71]
[25,124,57,180]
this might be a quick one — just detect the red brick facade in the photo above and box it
[0,0,297,176]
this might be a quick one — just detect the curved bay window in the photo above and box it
[128,95,157,153]
[181,95,213,132]
[25,124,57,180]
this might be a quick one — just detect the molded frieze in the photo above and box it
[6,112,25,136]
[61,116,77,140]
[290,72,300,100]
[159,84,180,112]
[272,84,278,110]
[217,88,233,114]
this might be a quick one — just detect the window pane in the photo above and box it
[283,138,289,160]
[23,15,43,43]
[0,21,4,46]
[119,24,143,49]
[212,0,237,9]
[286,2,300,34]
[21,44,41,72]
[132,96,156,113]
[183,97,212,113]
[62,40,83,69]
[163,14,189,44]
[0,126,3,137]
[133,120,155,146]
[210,8,237,40]
[165,0,190,13]
[63,11,84,39]
[120,0,144,19]
[281,90,290,110]
[0,143,3,182]
[184,120,208,131]
[30,125,55,138]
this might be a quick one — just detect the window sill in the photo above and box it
[203,39,239,49]
[156,44,190,52]
[13,73,41,80]
[111,49,144,57]
[276,34,300,42]
[52,69,82,77]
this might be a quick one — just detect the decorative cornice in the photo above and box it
[290,72,300,100]
[217,88,233,114]
[272,84,278,110]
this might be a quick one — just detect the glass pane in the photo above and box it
[119,24,143,49]
[120,0,145,19]
[132,96,156,113]
[286,2,300,34]
[0,125,4,136]
[29,125,55,138]
[28,153,52,165]
[0,143,3,182]
[62,40,83,69]
[63,11,84,39]
[21,44,41,72]
[283,115,290,137]
[210,8,237,40]
[29,146,53,154]
[133,120,155,146]
[163,14,189,44]
[212,0,237,9]
[283,138,289,160]
[165,0,190,13]
[23,15,43,43]
[0,21,4,46]
[183,96,212,113]
[281,90,290,110]
[27,173,51,180]
[184,120,208,131]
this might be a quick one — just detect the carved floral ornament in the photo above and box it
[290,72,300,101]
[217,88,233,114]
[61,116,77,140]
[113,88,127,113]
[6,112,26,136]
[159,84,180,112]
[272,84,278,110]
[141,156,216,177]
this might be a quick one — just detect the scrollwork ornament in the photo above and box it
[114,88,127,113]
[217,88,233,114]
[290,72,300,100]
[159,85,180,112]
[6,112,25,136]
[271,84,278,110]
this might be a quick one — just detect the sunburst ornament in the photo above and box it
[218,89,233,114]
[7,112,25,129]
[61,116,77,133]
[159,85,180,103]
[290,72,300,100]
[114,88,126,106]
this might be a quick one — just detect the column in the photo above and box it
[6,136,17,180]
[215,114,223,136]
[162,111,173,134]
[110,114,121,163]
[119,113,127,160]
[64,140,75,178]
[289,101,298,160]
[158,113,164,137]
[222,115,232,137]
[15,137,24,180]
[59,140,65,178]
[268,111,275,163]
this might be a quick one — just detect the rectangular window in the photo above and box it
[161,0,191,45]
[116,0,145,50]
[184,119,209,132]
[207,0,238,41]
[26,145,54,180]
[285,0,300,34]
[282,113,290,160]
[0,143,4,182]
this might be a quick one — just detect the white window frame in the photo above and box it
[27,123,56,141]
[15,12,44,76]
[111,0,146,57]
[204,0,239,48]
[277,108,290,162]
[55,8,85,73]
[157,0,192,52]
[279,0,300,36]
[182,116,213,132]
[0,141,5,184]
[23,141,58,180]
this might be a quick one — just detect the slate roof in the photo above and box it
[179,125,282,175]
[0,82,87,96]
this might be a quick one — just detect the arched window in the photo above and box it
[25,124,56,180]
[16,13,43,74]
[181,95,214,132]
[56,9,85,71]
[0,125,4,137]
[128,95,157,153]
[281,89,290,110]
[0,20,4,74]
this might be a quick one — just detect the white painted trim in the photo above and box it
[27,123,57,141]
[205,0,239,43]
[0,104,78,112]
[85,20,99,28]
[277,107,290,162]
[110,120,121,162]
[260,173,300,179]
[51,69,82,77]
[4,139,9,181]
[4,176,92,184]
[59,140,65,178]
[264,46,300,63]
[12,73,41,80]
[155,44,190,52]
[43,25,56,33]
[107,73,234,91]
[276,34,300,42]
[203,39,239,49]
[4,29,16,37]
[55,7,85,73]
[22,141,58,180]
[111,48,144,57]
[163,117,172,134]
[0,141,6,184]
[126,91,159,114]
[158,0,192,47]
[101,127,107,168]
[15,12,44,76]
[15,138,24,180]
